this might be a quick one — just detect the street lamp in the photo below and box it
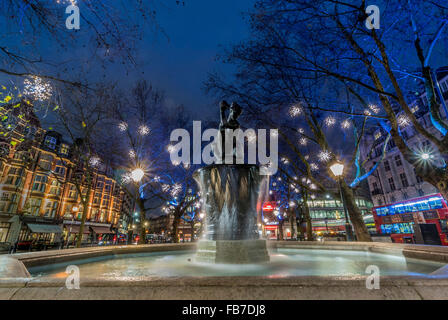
[66,206,79,249]
[329,161,354,241]
[131,168,145,183]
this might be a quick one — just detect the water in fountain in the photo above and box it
[193,164,270,263]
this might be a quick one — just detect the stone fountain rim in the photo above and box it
[2,241,448,279]
[2,241,448,300]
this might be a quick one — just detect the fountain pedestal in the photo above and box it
[196,239,269,264]
[193,164,269,264]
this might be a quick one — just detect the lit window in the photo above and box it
[60,144,69,155]
[374,132,381,140]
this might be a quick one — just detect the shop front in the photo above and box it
[90,225,115,245]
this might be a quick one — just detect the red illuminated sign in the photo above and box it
[262,202,275,212]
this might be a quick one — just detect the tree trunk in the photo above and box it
[137,197,146,245]
[278,219,284,240]
[340,180,372,242]
[172,214,180,243]
[302,200,313,241]
[289,209,297,239]
[76,202,89,248]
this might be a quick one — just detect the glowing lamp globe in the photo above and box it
[329,161,344,177]
[131,168,145,182]
[421,153,430,160]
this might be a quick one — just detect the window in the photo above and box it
[414,168,424,183]
[399,173,409,188]
[5,175,22,186]
[100,209,106,222]
[32,175,48,192]
[388,177,396,191]
[8,167,23,175]
[387,139,396,151]
[384,160,391,171]
[60,144,69,155]
[395,155,402,167]
[30,198,42,216]
[68,185,78,199]
[49,180,61,196]
[54,166,66,176]
[91,209,99,221]
[374,132,381,140]
[44,136,57,149]
[44,201,58,218]
[441,81,448,92]
[1,193,9,201]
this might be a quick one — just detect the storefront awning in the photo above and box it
[27,223,62,234]
[90,226,114,234]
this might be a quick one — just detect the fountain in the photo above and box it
[193,101,269,263]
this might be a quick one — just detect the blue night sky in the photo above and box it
[115,0,255,117]
[0,0,255,118]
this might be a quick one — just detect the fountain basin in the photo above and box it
[2,241,448,300]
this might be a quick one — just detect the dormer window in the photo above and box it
[44,136,57,150]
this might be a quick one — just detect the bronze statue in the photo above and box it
[218,100,242,162]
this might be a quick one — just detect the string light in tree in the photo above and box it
[129,150,136,158]
[324,116,336,127]
[299,137,307,146]
[369,104,380,114]
[297,128,305,134]
[138,125,150,136]
[89,156,100,167]
[310,163,319,171]
[341,119,351,129]
[118,122,128,132]
[397,114,411,127]
[171,183,182,197]
[317,150,331,162]
[288,104,303,117]
[23,76,52,101]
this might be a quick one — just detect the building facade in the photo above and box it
[0,100,134,248]
[360,72,448,207]
[263,193,375,240]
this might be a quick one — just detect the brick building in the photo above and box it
[0,100,134,248]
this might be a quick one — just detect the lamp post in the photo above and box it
[66,205,79,249]
[329,161,353,241]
